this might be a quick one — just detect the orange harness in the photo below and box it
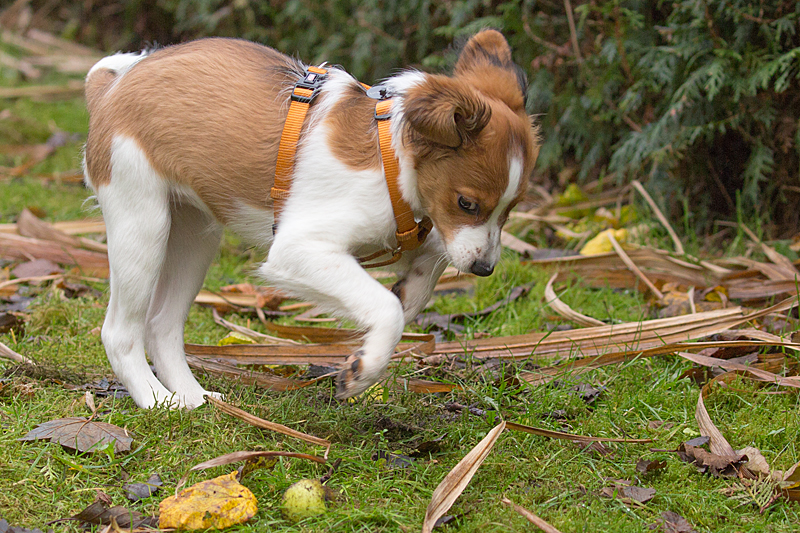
[270,66,431,268]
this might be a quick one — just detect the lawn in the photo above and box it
[2,47,800,533]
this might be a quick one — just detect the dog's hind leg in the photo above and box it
[97,136,176,409]
[145,202,222,408]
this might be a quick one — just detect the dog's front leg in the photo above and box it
[391,230,449,324]
[261,238,405,399]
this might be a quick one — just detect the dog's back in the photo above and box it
[84,39,300,225]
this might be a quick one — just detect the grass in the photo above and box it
[2,88,800,533]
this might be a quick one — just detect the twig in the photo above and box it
[501,497,564,533]
[0,340,34,365]
[607,232,664,300]
[631,180,685,255]
[206,395,331,458]
[563,0,582,62]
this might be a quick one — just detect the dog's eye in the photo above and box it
[457,195,479,215]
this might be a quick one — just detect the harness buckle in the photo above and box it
[291,67,328,104]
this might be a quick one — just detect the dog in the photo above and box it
[83,29,539,409]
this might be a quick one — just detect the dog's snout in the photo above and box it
[470,260,494,277]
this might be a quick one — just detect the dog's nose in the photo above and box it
[470,260,494,277]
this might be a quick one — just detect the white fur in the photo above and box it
[448,156,522,272]
[88,53,516,407]
[93,136,222,408]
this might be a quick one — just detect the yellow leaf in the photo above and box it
[579,229,629,256]
[159,471,257,530]
[217,332,257,346]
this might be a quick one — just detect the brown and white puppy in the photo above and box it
[83,30,539,408]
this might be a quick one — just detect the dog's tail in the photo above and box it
[85,51,149,113]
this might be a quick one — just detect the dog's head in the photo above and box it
[402,30,539,276]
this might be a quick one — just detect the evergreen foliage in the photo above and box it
[28,0,800,233]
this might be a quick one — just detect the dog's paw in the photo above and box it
[335,352,373,400]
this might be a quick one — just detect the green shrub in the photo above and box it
[22,0,800,234]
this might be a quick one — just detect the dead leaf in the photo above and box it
[737,446,771,477]
[601,484,656,504]
[159,471,257,530]
[421,422,506,533]
[123,473,163,502]
[648,510,698,532]
[64,496,157,529]
[544,272,605,327]
[636,459,667,474]
[676,442,745,477]
[506,421,651,444]
[19,417,132,453]
[10,259,62,279]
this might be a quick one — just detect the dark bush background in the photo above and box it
[16,0,800,236]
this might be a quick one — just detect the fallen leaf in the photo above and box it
[159,471,258,530]
[66,497,157,529]
[636,459,667,474]
[677,442,745,477]
[11,259,62,279]
[737,446,771,477]
[19,417,132,454]
[601,484,656,504]
[648,510,697,532]
[123,473,163,502]
[421,422,506,533]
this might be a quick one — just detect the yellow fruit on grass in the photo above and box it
[281,479,327,523]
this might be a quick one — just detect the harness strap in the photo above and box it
[271,65,328,230]
[271,70,431,267]
[374,99,431,259]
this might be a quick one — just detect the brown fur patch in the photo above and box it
[84,38,304,224]
[403,75,490,149]
[326,84,381,171]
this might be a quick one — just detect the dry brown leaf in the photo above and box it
[696,388,736,457]
[506,421,651,443]
[649,511,698,533]
[0,233,108,275]
[677,352,800,389]
[65,497,157,529]
[19,417,132,453]
[543,272,605,327]
[501,497,563,533]
[676,442,745,477]
[17,208,107,253]
[421,421,506,533]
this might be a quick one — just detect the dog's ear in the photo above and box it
[403,75,491,149]
[455,29,514,75]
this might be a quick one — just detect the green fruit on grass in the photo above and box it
[281,479,327,523]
